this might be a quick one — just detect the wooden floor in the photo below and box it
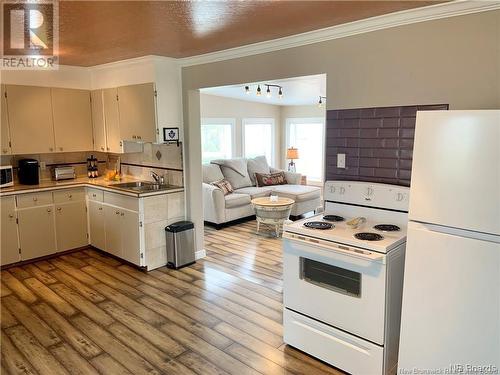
[1,220,344,375]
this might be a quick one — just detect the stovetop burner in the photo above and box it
[354,232,384,241]
[323,215,345,222]
[374,224,401,232]
[304,221,333,230]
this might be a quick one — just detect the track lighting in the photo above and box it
[243,84,284,98]
[318,96,327,108]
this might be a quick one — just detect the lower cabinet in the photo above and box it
[17,205,57,261]
[55,201,87,251]
[103,205,123,258]
[88,200,105,250]
[1,197,20,265]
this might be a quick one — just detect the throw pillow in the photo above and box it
[212,179,234,196]
[211,158,252,189]
[247,155,270,186]
[255,171,288,187]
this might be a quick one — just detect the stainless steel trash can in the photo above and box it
[165,221,196,269]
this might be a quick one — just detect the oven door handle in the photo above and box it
[283,232,385,262]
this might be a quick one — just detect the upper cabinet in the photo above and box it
[102,87,121,153]
[5,85,56,154]
[117,83,157,143]
[52,88,93,152]
[1,85,12,155]
[91,89,107,152]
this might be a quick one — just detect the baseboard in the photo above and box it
[195,249,207,260]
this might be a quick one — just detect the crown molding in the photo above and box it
[179,0,500,67]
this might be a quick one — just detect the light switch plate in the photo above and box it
[337,153,346,168]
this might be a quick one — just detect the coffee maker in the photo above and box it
[18,159,39,185]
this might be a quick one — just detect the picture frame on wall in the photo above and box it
[163,127,180,145]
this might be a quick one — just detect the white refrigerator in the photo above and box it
[398,110,500,371]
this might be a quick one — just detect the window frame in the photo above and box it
[241,117,276,166]
[200,117,236,163]
[285,117,326,183]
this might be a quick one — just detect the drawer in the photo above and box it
[17,192,53,208]
[87,188,104,202]
[104,191,138,211]
[283,309,384,375]
[53,188,85,203]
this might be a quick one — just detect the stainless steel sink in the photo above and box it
[110,181,173,192]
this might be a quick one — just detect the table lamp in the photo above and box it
[286,147,299,172]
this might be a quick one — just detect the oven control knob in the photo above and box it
[329,186,336,193]
[339,187,345,194]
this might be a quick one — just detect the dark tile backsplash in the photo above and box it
[325,104,449,187]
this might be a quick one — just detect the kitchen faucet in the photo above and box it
[151,171,164,185]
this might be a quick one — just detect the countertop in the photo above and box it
[0,177,184,198]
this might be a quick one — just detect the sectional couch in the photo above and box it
[202,156,321,226]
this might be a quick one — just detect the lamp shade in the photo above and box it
[286,147,299,159]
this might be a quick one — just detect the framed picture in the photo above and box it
[163,127,179,143]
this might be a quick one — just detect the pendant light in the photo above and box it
[256,85,262,96]
[318,96,327,108]
[245,86,250,94]
[266,85,271,98]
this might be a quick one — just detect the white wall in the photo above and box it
[1,65,91,89]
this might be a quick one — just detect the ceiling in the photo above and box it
[201,74,327,106]
[58,1,444,66]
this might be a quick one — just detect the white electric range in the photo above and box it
[283,180,410,375]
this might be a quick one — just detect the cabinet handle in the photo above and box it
[49,147,53,151]
[68,194,72,198]
[120,212,124,216]
[47,208,51,213]
[59,147,63,151]
[107,147,110,151]
[98,207,102,211]
[8,214,14,218]
[115,211,120,215]
[57,207,62,211]
[92,193,96,197]
[33,197,37,201]
[2,149,7,153]
[132,135,137,139]
[101,146,104,151]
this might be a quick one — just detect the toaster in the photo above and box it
[53,166,76,181]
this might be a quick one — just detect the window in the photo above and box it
[286,118,325,182]
[242,118,275,165]
[201,118,235,163]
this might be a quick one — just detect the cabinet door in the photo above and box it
[55,201,88,251]
[91,89,107,152]
[120,210,141,265]
[52,88,93,152]
[1,85,12,155]
[103,88,121,153]
[104,205,121,257]
[18,206,56,260]
[88,200,105,250]
[1,197,19,265]
[6,85,55,154]
[117,83,157,142]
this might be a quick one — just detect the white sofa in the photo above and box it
[202,156,321,226]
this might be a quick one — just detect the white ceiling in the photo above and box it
[201,74,327,106]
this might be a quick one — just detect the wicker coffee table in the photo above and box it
[251,197,295,237]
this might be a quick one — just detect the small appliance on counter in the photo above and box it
[0,165,14,187]
[87,155,99,178]
[53,166,76,181]
[18,159,39,185]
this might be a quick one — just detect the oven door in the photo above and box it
[283,233,387,345]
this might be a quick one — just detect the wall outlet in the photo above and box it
[40,161,46,170]
[337,153,346,169]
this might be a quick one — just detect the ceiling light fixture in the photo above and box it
[243,84,283,98]
[318,96,327,108]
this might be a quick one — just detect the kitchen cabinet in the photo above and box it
[1,197,20,265]
[103,87,121,153]
[52,88,93,152]
[1,85,12,155]
[55,201,87,251]
[88,200,105,250]
[103,204,122,258]
[91,90,107,152]
[120,209,141,265]
[6,85,55,154]
[17,205,57,261]
[117,83,157,142]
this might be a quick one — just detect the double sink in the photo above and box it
[110,181,175,193]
